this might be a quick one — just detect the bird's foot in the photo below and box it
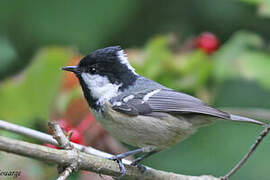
[130,158,147,174]
[134,163,147,173]
[108,156,126,179]
[108,148,152,178]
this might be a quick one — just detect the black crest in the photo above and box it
[77,46,137,88]
[79,46,122,67]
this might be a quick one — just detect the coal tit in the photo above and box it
[62,46,264,176]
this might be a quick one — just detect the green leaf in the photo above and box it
[0,47,74,126]
[142,36,172,79]
[239,51,270,89]
[213,31,263,82]
[131,36,213,92]
[258,0,270,17]
[178,50,213,91]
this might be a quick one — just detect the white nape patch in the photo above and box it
[142,89,161,103]
[123,95,134,103]
[81,73,122,105]
[117,50,137,75]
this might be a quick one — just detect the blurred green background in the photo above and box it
[0,0,270,179]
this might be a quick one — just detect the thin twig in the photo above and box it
[0,119,268,179]
[48,121,79,179]
[0,119,130,164]
[0,119,56,144]
[48,121,73,149]
[57,163,78,180]
[222,125,270,180]
[0,136,219,180]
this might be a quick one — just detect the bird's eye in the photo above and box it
[89,67,96,74]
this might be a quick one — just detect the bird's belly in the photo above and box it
[92,103,200,150]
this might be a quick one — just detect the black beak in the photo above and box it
[62,66,79,74]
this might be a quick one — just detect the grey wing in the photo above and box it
[147,89,230,119]
[112,89,264,125]
[112,89,229,118]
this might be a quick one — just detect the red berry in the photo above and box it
[196,32,219,54]
[69,128,85,145]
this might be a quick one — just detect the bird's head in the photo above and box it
[62,46,137,109]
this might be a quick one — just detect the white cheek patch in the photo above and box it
[117,50,137,75]
[81,73,122,105]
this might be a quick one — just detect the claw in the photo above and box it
[136,164,147,173]
[130,157,143,166]
[107,148,154,178]
[108,156,127,179]
[117,159,126,178]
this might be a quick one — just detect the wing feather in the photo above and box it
[113,89,230,119]
[112,89,263,125]
[147,89,230,119]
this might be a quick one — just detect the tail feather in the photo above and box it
[229,114,264,126]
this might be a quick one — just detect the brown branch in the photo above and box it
[1,115,269,179]
[0,136,219,180]
[48,121,73,149]
[57,163,78,180]
[0,119,130,164]
[48,121,79,179]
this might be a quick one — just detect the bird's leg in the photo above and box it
[108,146,155,177]
[130,150,158,173]
[109,148,144,178]
[131,150,158,166]
[116,159,126,179]
[109,148,144,160]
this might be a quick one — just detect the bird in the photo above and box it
[62,46,264,176]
